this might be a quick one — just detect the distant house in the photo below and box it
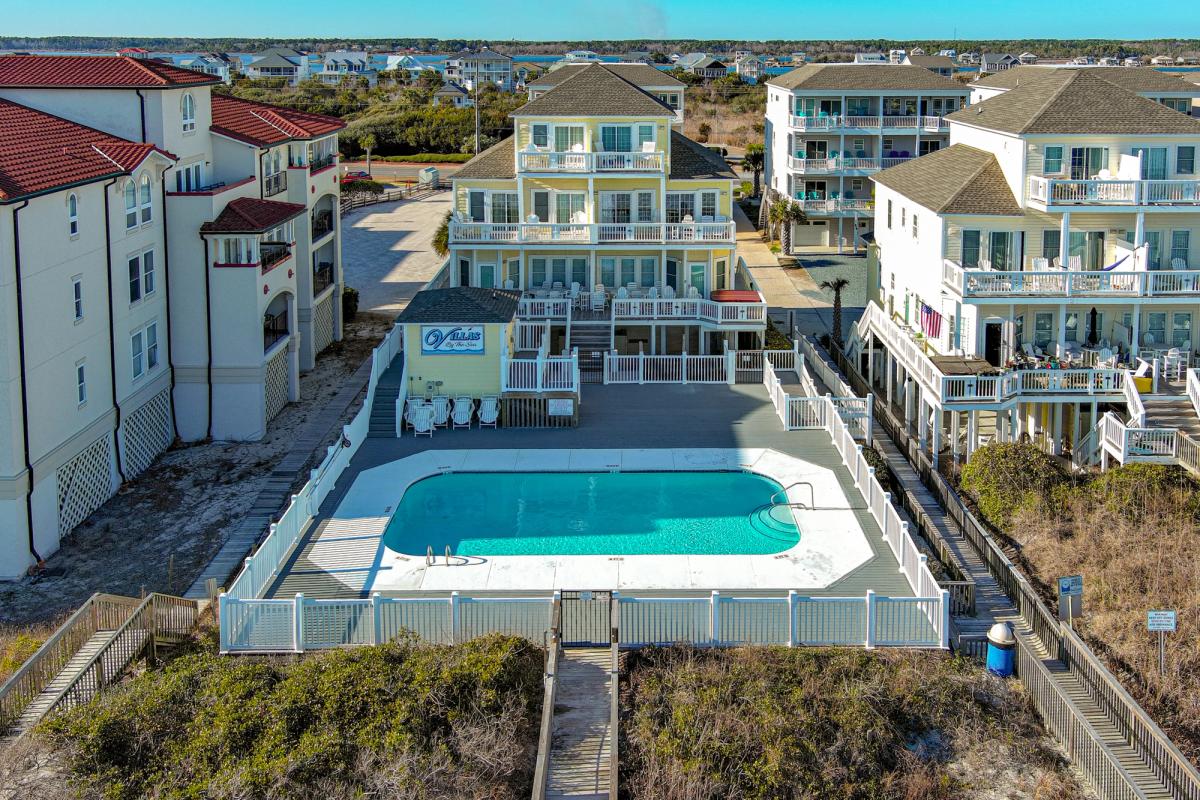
[391,54,444,83]
[563,50,601,63]
[245,47,309,85]
[980,53,1018,73]
[511,62,541,88]
[318,51,377,86]
[178,53,236,83]
[624,50,651,63]
[938,49,958,59]
[1124,56,1143,67]
[957,52,980,65]
[445,48,513,92]
[1018,52,1039,64]
[791,51,808,64]
[854,52,888,65]
[903,54,956,78]
[1099,56,1121,66]
[676,53,728,79]
[117,47,151,59]
[735,54,767,81]
[1072,56,1097,65]
[888,49,907,64]
[430,81,471,108]
[909,46,926,56]
[1151,55,1177,66]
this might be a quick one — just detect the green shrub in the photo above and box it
[39,634,543,800]
[0,632,44,684]
[342,179,385,195]
[371,153,473,163]
[959,442,1067,530]
[341,286,359,322]
[1084,462,1199,519]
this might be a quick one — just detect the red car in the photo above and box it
[341,170,371,184]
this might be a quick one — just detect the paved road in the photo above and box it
[341,160,465,186]
[341,194,452,315]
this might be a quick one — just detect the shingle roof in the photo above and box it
[396,287,520,324]
[200,197,306,234]
[210,94,344,146]
[949,69,1200,134]
[433,82,467,96]
[514,62,674,117]
[454,136,516,180]
[0,54,218,88]
[669,131,737,179]
[767,63,966,91]
[906,55,956,69]
[248,52,302,69]
[972,65,1200,94]
[527,62,684,90]
[872,145,1021,215]
[0,98,171,201]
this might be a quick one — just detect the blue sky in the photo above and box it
[6,0,1197,41]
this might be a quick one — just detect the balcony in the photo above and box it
[313,261,334,294]
[786,156,912,174]
[449,220,735,245]
[263,309,289,352]
[792,197,874,216]
[1028,176,1200,209]
[787,114,950,132]
[516,150,665,173]
[309,153,337,172]
[263,172,287,198]
[942,259,1200,299]
[311,210,334,240]
[259,242,292,273]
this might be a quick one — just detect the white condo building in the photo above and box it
[763,65,971,251]
[444,48,514,92]
[849,68,1200,471]
[0,54,346,578]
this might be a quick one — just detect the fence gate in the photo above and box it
[576,349,606,383]
[560,590,614,646]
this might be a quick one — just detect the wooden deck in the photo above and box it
[545,649,614,800]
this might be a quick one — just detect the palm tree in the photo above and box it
[360,133,378,176]
[743,143,765,197]
[820,277,851,349]
[433,210,451,258]
[767,198,786,244]
[778,200,807,254]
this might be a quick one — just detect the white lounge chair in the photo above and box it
[590,290,606,312]
[404,397,425,430]
[616,286,630,300]
[430,395,451,428]
[479,396,500,428]
[648,286,659,299]
[1172,257,1189,270]
[452,396,473,429]
[1031,257,1050,270]
[663,285,676,299]
[687,286,701,299]
[410,404,434,437]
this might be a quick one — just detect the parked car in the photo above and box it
[341,170,371,184]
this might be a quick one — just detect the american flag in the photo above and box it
[920,303,943,339]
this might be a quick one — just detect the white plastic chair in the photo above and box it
[1031,256,1049,270]
[411,404,434,437]
[479,396,499,428]
[1165,348,1185,379]
[430,395,451,428]
[1172,257,1189,270]
[648,286,659,299]
[404,397,425,430]
[1068,255,1083,270]
[641,140,656,153]
[591,291,606,312]
[688,286,701,299]
[663,285,676,299]
[1097,347,1115,368]
[452,396,473,429]
[616,286,630,300]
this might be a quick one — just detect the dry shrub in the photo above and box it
[620,646,1086,800]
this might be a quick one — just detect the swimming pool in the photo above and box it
[383,471,799,556]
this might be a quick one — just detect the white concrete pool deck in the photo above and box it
[279,447,887,593]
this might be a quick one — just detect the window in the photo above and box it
[900,207,906,228]
[131,330,145,379]
[620,258,636,286]
[72,276,84,321]
[1172,312,1192,349]
[551,258,567,285]
[555,192,585,224]
[181,93,196,132]
[961,230,981,268]
[1043,145,1064,174]
[553,125,583,152]
[600,257,616,287]
[124,181,137,228]
[1034,312,1053,348]
[176,162,204,192]
[67,193,79,236]
[640,257,656,287]
[467,191,485,222]
[533,190,549,222]
[989,231,1014,269]
[531,123,549,148]
[76,361,87,406]
[139,175,152,223]
[1172,230,1190,266]
[851,178,864,191]
[600,192,632,224]
[1042,230,1061,262]
[530,258,547,287]
[666,192,695,223]
[146,322,159,370]
[570,258,587,286]
[1179,146,1196,175]
[911,214,918,240]
[636,191,654,223]
[600,125,632,152]
[637,124,656,149]
[886,199,892,229]
[1144,231,1162,269]
[128,255,142,302]
[701,191,718,219]
[1146,312,1167,347]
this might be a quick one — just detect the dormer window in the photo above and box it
[182,92,196,133]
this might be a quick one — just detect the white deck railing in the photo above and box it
[610,297,766,325]
[787,114,948,132]
[787,156,913,174]
[503,352,580,393]
[1123,369,1146,426]
[603,352,729,384]
[450,221,735,245]
[943,258,1200,298]
[1188,369,1200,419]
[516,150,665,173]
[794,198,874,214]
[1029,176,1200,207]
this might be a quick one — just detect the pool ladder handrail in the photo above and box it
[426,545,455,566]
[769,481,815,510]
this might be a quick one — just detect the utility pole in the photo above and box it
[474,74,481,155]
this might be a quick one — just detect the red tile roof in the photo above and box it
[0,98,172,201]
[200,197,306,234]
[210,94,345,146]
[0,54,218,88]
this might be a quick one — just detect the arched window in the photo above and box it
[139,175,153,223]
[124,181,138,228]
[181,93,196,133]
[67,193,79,236]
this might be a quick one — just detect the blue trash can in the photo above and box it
[985,622,1015,677]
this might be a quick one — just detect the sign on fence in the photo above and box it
[548,398,574,416]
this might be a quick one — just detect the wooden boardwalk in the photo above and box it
[545,649,614,800]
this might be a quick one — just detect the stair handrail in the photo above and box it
[1123,369,1146,426]
[1187,368,1200,420]
[769,481,816,510]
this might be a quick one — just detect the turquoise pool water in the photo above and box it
[383,471,799,556]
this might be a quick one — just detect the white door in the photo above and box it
[794,221,828,246]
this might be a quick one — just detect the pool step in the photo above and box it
[748,504,799,544]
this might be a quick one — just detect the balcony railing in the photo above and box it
[259,242,291,272]
[516,150,665,173]
[449,220,735,244]
[1028,176,1200,207]
[515,294,766,326]
[309,153,337,172]
[942,258,1200,298]
[263,171,287,197]
[787,114,951,132]
[787,156,913,173]
[311,210,334,240]
[313,262,334,294]
[792,197,874,215]
[263,310,289,352]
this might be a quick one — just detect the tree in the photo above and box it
[777,200,807,253]
[819,277,851,349]
[743,143,765,197]
[360,133,378,175]
[432,210,451,258]
[697,122,712,143]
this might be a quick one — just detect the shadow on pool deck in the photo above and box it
[266,384,914,599]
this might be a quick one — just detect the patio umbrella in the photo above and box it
[1087,307,1099,346]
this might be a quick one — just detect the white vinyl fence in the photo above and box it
[222,323,404,602]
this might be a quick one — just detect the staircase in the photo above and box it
[569,324,611,383]
[545,648,614,799]
[1141,396,1200,437]
[367,352,406,437]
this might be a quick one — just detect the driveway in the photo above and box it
[341,193,451,315]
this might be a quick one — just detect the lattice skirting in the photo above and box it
[264,344,291,423]
[122,388,174,478]
[313,292,335,356]
[56,434,115,536]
